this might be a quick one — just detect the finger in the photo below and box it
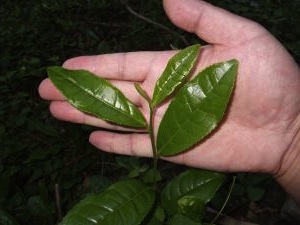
[49,101,146,131]
[39,78,143,105]
[63,51,173,81]
[163,0,266,45]
[39,78,63,100]
[89,131,152,157]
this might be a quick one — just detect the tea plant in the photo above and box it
[47,44,238,225]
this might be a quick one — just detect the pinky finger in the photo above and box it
[89,131,152,158]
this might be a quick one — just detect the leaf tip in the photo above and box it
[46,65,61,73]
[46,66,66,81]
[227,59,239,67]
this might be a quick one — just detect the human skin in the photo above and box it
[39,0,300,203]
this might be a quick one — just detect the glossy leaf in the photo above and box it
[47,66,146,128]
[151,44,201,107]
[177,196,205,221]
[157,60,238,156]
[59,179,155,225]
[134,83,151,103]
[161,170,225,215]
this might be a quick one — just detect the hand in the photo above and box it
[39,0,300,177]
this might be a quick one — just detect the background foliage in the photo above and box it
[1,0,299,224]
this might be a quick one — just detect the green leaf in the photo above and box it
[151,44,201,107]
[134,83,151,103]
[177,196,206,221]
[161,170,225,215]
[47,66,146,128]
[60,179,155,225]
[167,214,201,225]
[157,60,238,156]
[142,169,162,184]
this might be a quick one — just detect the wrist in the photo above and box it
[275,120,300,204]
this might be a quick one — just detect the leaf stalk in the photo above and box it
[148,106,158,185]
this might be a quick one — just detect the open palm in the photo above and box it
[39,0,300,177]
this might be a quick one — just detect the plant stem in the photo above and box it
[55,183,62,222]
[123,2,189,45]
[134,83,159,188]
[148,106,158,188]
[209,175,236,225]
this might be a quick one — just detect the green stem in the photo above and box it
[148,105,158,188]
[134,83,159,188]
[209,175,236,225]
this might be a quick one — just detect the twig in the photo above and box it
[124,3,189,46]
[210,176,237,225]
[55,183,63,222]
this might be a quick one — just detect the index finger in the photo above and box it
[63,51,174,82]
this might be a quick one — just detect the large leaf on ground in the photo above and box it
[161,170,225,215]
[47,67,146,128]
[60,179,155,225]
[157,60,238,156]
[151,44,200,107]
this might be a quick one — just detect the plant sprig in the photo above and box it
[47,44,238,225]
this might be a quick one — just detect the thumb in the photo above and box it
[163,0,266,45]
